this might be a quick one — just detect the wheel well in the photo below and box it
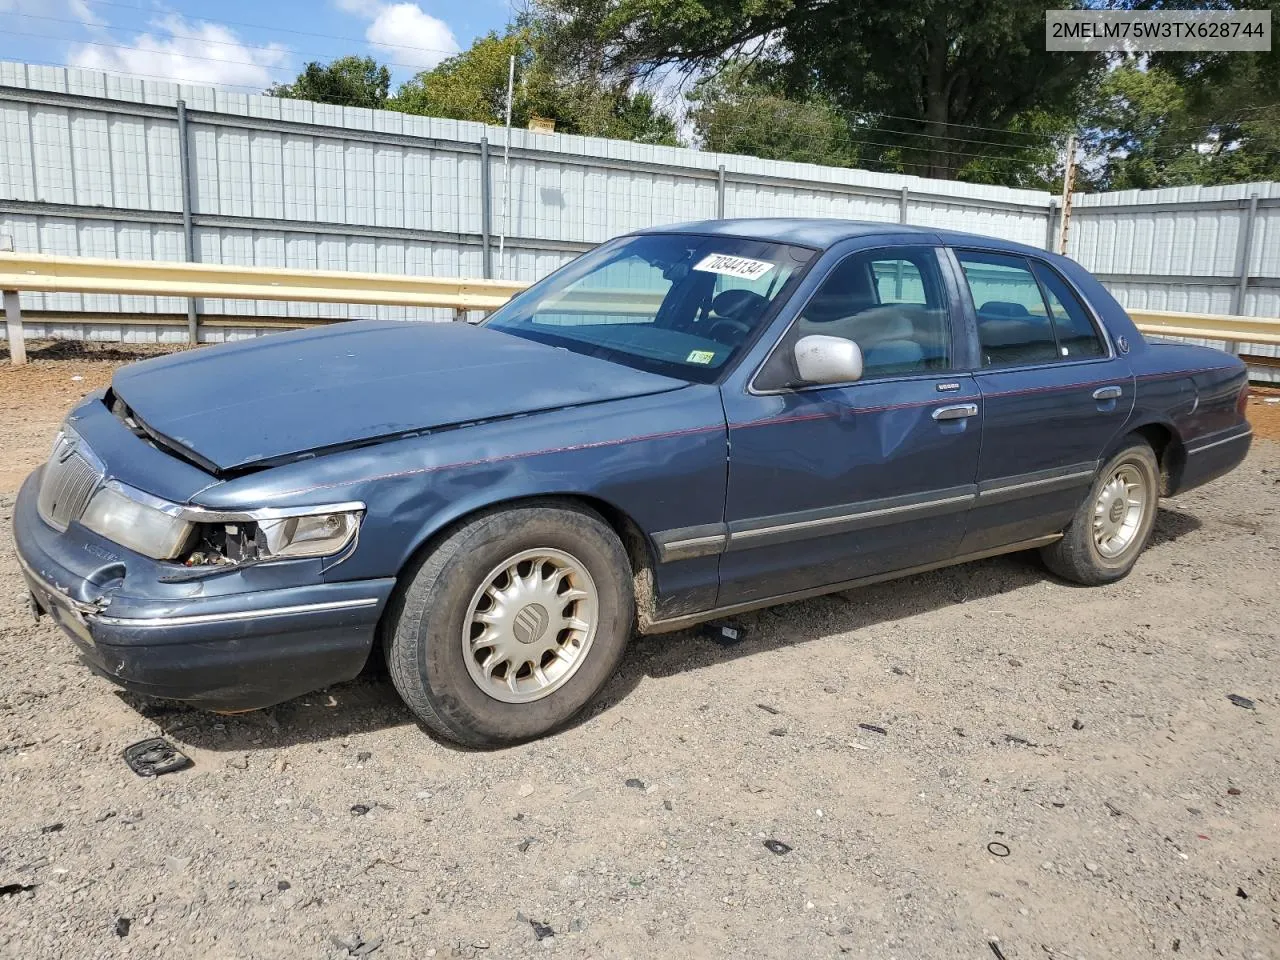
[1128,422,1184,495]
[394,494,659,627]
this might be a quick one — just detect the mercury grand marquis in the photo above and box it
[13,219,1253,746]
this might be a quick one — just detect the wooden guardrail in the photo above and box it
[2,253,1279,369]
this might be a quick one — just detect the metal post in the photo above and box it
[716,165,726,218]
[1233,193,1260,316]
[898,185,909,224]
[479,137,493,280]
[1045,198,1058,251]
[4,290,25,366]
[176,100,199,344]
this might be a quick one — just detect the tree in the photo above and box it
[267,56,392,109]
[540,0,1098,180]
[686,63,857,167]
[391,24,680,144]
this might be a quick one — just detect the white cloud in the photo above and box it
[338,1,459,71]
[67,14,290,89]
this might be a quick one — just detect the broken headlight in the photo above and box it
[80,482,363,567]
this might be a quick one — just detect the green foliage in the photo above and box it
[390,25,680,144]
[686,64,856,167]
[267,56,391,109]
[541,0,1096,181]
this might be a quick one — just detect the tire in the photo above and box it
[384,501,634,747]
[1040,439,1160,586]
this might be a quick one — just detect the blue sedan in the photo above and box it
[12,219,1253,746]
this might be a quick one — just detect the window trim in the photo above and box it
[950,247,1115,372]
[748,244,959,396]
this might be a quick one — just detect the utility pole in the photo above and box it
[497,54,516,279]
[1057,134,1077,256]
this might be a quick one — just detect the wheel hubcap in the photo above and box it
[1093,464,1146,559]
[462,548,598,703]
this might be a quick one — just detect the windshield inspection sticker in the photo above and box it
[693,253,774,281]
[686,350,716,364]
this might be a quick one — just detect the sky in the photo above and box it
[0,0,515,93]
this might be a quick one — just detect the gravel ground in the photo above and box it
[1,345,1278,960]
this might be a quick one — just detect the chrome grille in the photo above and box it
[37,431,104,531]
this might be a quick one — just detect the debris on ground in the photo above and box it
[1,883,36,896]
[114,917,131,937]
[704,621,745,646]
[1072,718,1084,730]
[624,778,645,790]
[1227,694,1256,710]
[350,804,371,816]
[763,839,792,855]
[528,918,555,941]
[756,703,780,715]
[987,841,1011,858]
[858,723,887,735]
[121,738,192,778]
[39,822,63,834]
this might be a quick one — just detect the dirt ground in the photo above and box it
[1,342,1278,960]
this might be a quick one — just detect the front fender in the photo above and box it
[196,386,730,607]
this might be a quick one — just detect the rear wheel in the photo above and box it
[384,501,633,747]
[1040,439,1159,586]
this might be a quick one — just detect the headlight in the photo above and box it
[80,482,363,566]
[81,486,195,560]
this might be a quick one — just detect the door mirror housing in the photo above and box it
[794,335,863,385]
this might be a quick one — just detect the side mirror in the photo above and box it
[793,335,863,385]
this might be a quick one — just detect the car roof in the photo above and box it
[638,218,1053,259]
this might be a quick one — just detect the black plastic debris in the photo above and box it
[1071,718,1084,730]
[987,841,1011,858]
[350,804,371,816]
[0,883,35,896]
[115,917,132,938]
[122,738,191,778]
[356,751,372,762]
[1227,694,1255,710]
[756,703,780,715]
[277,880,291,891]
[1104,801,1124,817]
[1004,734,1038,747]
[705,621,745,646]
[1236,886,1248,900]
[624,778,645,790]
[40,823,63,834]
[352,937,383,956]
[529,919,555,941]
[763,839,792,856]
[1227,787,1242,797]
[989,942,1008,960]
[858,723,887,735]
[769,727,787,737]
[517,838,535,853]
[663,800,673,811]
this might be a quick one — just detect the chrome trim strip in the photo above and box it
[1186,427,1252,455]
[641,534,1064,634]
[657,534,729,563]
[731,492,974,544]
[976,462,1098,505]
[95,597,380,628]
[13,544,104,618]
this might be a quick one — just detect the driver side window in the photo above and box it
[784,246,951,384]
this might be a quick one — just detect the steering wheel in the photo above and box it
[706,289,767,345]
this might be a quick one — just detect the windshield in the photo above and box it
[484,233,813,383]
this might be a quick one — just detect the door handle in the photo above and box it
[932,403,979,421]
[1092,385,1122,401]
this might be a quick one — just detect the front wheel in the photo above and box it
[384,501,634,747]
[1040,439,1160,586]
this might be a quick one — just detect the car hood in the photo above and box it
[110,320,685,473]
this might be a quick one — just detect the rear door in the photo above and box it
[948,249,1134,554]
[715,241,982,607]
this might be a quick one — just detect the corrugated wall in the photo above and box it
[0,60,1276,374]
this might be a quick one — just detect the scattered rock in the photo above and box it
[528,918,555,941]
[663,800,673,811]
[225,755,249,771]
[356,751,372,762]
[624,778,645,790]
[1227,694,1255,710]
[1236,887,1249,900]
[517,784,535,798]
[114,917,131,938]
[1007,658,1023,668]
[350,804,371,816]
[1227,787,1242,797]
[39,823,63,834]
[0,883,36,897]
[1071,718,1084,731]
[277,880,291,891]
[769,727,787,737]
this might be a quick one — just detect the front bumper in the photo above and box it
[13,470,397,712]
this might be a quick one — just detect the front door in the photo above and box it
[948,249,1135,554]
[717,244,982,607]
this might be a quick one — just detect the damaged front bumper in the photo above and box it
[12,469,397,712]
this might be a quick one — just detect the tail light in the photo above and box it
[1237,384,1250,418]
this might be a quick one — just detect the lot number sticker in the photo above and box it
[686,350,716,364]
[693,253,775,281]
